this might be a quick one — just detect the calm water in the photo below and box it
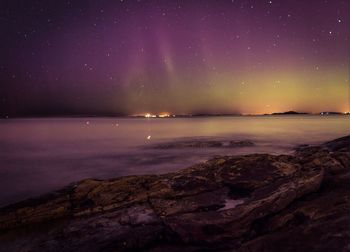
[0,116,349,206]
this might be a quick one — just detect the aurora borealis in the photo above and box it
[0,0,349,116]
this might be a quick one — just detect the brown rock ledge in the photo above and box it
[0,136,350,251]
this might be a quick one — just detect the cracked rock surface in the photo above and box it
[1,136,350,251]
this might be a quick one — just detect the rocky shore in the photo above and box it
[1,136,350,251]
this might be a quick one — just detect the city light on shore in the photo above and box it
[143,113,172,118]
[144,113,156,118]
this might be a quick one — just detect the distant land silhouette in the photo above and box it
[271,111,309,115]
[2,111,350,119]
[319,112,344,115]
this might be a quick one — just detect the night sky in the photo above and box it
[0,0,349,116]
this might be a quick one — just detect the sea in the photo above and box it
[0,115,349,206]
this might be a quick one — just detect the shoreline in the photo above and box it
[1,113,350,120]
[1,135,350,251]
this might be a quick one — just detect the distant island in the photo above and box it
[319,112,345,115]
[131,111,349,118]
[271,111,309,115]
[2,111,350,119]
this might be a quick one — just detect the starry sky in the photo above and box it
[0,0,349,116]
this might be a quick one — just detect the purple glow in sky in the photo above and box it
[0,0,349,116]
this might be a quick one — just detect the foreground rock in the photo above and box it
[0,136,350,251]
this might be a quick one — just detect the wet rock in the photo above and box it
[1,136,350,251]
[228,140,255,147]
[324,134,350,152]
[148,139,254,149]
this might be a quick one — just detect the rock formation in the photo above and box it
[0,136,350,251]
[147,139,254,149]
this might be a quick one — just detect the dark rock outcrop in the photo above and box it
[324,135,350,152]
[0,136,350,251]
[147,139,254,149]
